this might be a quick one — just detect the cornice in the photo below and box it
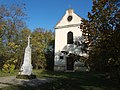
[55,23,80,29]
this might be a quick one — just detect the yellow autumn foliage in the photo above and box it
[7,42,19,49]
[2,58,17,73]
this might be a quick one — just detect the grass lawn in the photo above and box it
[0,70,18,77]
[0,70,120,90]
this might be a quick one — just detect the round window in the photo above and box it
[67,16,73,22]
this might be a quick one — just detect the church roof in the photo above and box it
[55,9,82,29]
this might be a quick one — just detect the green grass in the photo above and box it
[1,70,120,90]
[0,70,18,77]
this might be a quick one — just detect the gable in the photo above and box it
[55,9,82,29]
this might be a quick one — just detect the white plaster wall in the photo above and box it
[55,27,82,54]
[55,9,82,28]
[54,9,85,71]
[55,9,83,54]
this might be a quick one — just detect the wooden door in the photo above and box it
[66,57,74,70]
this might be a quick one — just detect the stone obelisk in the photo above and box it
[20,35,32,75]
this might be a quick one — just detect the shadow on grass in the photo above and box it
[39,71,120,90]
[1,70,120,90]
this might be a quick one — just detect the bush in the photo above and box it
[2,58,17,73]
[2,63,15,73]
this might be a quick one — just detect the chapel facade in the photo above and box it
[54,9,87,71]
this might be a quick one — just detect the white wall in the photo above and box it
[54,9,84,71]
[55,27,82,54]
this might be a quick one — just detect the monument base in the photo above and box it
[16,74,36,79]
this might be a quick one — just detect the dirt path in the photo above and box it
[0,76,53,89]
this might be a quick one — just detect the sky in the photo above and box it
[0,0,93,31]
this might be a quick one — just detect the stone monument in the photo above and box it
[20,35,32,75]
[16,35,36,79]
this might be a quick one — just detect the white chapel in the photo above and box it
[54,9,87,71]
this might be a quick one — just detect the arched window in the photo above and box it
[67,31,73,44]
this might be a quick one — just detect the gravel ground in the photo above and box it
[0,76,53,88]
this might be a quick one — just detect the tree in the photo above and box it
[31,28,54,69]
[15,28,31,69]
[44,31,54,70]
[0,3,27,72]
[81,0,120,79]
